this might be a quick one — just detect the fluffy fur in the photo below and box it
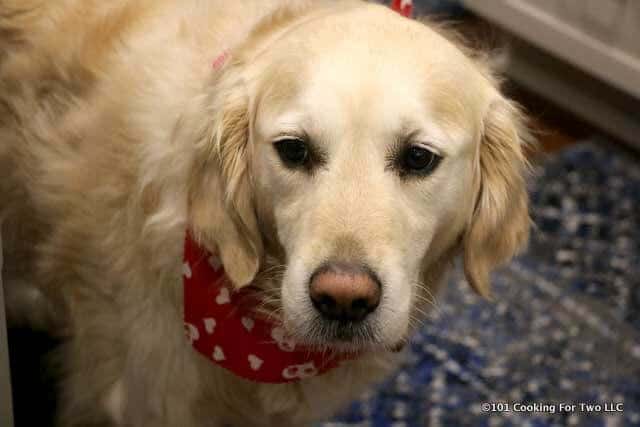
[0,1,531,425]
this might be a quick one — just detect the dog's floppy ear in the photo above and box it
[462,96,531,297]
[186,62,263,289]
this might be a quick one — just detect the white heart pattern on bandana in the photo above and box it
[184,322,199,344]
[212,346,225,361]
[271,326,296,352]
[203,317,216,334]
[282,362,318,380]
[248,354,263,371]
[215,288,230,305]
[241,316,255,331]
[182,262,192,279]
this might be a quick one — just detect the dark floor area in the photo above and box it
[7,328,60,427]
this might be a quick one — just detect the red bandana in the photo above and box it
[183,233,355,383]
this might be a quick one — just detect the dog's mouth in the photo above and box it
[250,296,408,354]
[305,318,378,346]
[280,313,409,354]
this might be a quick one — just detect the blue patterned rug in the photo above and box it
[326,141,640,427]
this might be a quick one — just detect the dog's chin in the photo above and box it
[285,316,405,354]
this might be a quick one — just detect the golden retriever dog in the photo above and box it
[0,0,531,425]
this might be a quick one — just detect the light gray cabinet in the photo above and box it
[463,0,640,149]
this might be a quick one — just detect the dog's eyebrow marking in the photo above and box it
[273,129,308,140]
[392,117,451,152]
[396,127,441,153]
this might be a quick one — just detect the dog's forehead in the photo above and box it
[255,5,493,150]
[295,5,483,79]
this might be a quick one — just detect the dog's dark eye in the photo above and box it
[274,138,309,167]
[400,145,441,176]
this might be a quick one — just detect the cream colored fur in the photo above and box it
[0,1,531,425]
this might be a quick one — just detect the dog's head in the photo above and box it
[186,3,530,351]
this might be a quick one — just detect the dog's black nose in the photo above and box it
[309,262,381,322]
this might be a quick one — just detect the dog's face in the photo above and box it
[189,4,530,352]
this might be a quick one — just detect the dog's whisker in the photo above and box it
[411,281,443,316]
[411,293,440,314]
[416,282,440,307]
[410,305,430,319]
